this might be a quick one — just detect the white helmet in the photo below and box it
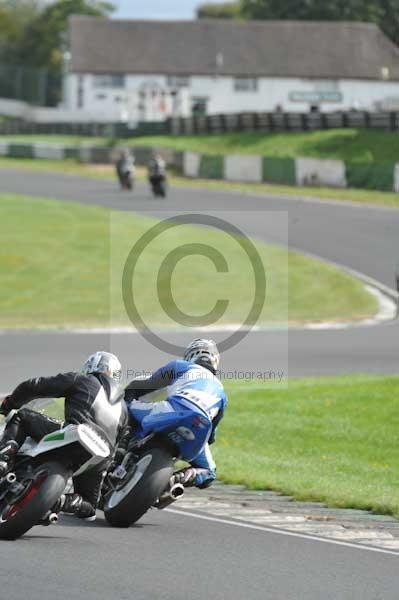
[183,339,220,373]
[81,351,121,381]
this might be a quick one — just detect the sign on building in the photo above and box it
[289,91,343,103]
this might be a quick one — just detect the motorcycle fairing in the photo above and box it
[18,424,110,475]
[132,398,212,462]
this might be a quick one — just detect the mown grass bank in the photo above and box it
[133,129,399,163]
[2,129,399,163]
[214,375,399,517]
[0,194,376,328]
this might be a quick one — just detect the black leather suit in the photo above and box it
[1,372,128,509]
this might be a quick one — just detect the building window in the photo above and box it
[167,75,190,88]
[192,97,208,116]
[234,78,258,92]
[93,74,125,89]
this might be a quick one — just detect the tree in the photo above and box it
[241,0,376,20]
[197,2,241,19]
[0,0,114,105]
[197,0,399,46]
[0,1,42,55]
[240,0,399,44]
[376,0,399,45]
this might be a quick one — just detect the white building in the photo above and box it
[65,17,399,121]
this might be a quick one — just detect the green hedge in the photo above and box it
[345,162,394,192]
[263,156,296,185]
[199,154,224,179]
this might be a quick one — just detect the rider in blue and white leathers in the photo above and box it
[124,339,227,489]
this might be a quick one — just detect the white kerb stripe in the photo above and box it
[166,508,399,557]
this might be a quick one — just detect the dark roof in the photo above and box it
[69,17,399,80]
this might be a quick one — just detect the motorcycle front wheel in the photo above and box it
[104,447,173,528]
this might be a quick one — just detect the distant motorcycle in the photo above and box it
[149,173,167,198]
[148,156,167,198]
[0,413,110,540]
[116,153,135,191]
[119,168,134,191]
[101,398,212,527]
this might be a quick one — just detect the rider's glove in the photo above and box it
[0,396,12,416]
[172,468,197,487]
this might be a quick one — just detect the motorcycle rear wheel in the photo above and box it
[104,447,173,528]
[0,461,69,540]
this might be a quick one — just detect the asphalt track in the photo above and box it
[1,168,399,598]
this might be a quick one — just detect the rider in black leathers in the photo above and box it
[116,149,135,189]
[0,351,128,521]
[148,152,166,191]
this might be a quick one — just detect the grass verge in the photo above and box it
[214,375,399,517]
[38,374,399,518]
[0,193,376,328]
[1,156,399,208]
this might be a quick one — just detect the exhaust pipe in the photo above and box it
[170,483,185,499]
[155,483,185,510]
[48,512,59,525]
[5,472,16,484]
[39,511,59,526]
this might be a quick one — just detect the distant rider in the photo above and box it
[0,351,128,521]
[147,152,166,182]
[116,149,135,186]
[124,339,227,489]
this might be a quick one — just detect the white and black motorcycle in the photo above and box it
[0,412,110,540]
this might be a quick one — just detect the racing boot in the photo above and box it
[0,440,19,477]
[53,493,96,522]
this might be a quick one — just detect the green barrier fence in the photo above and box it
[199,154,224,179]
[90,147,112,164]
[262,157,296,185]
[345,162,395,192]
[8,144,34,159]
[63,147,79,160]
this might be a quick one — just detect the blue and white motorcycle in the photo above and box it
[0,412,110,540]
[102,400,212,527]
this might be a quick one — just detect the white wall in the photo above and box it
[0,97,122,122]
[4,73,399,123]
[65,72,399,117]
[190,76,399,114]
[66,73,189,121]
[0,98,29,119]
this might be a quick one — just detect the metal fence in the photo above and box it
[0,64,48,106]
[170,111,399,134]
[0,120,169,137]
[2,111,399,137]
